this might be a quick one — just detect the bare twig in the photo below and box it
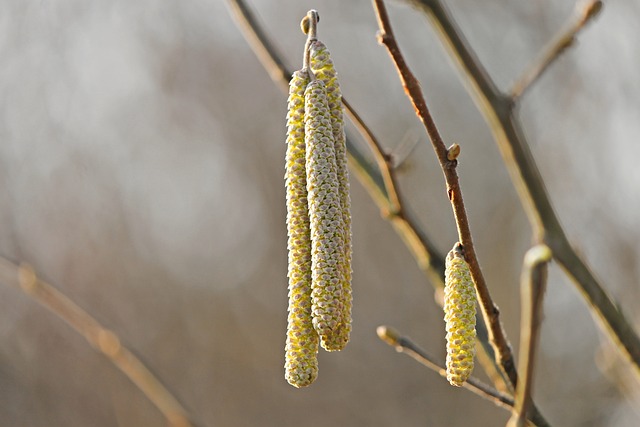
[509,0,603,101]
[372,0,518,389]
[405,0,640,377]
[376,326,550,427]
[507,246,552,427]
[0,257,194,427]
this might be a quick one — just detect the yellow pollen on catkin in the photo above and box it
[309,40,352,351]
[304,79,346,351]
[284,69,318,388]
[444,243,476,386]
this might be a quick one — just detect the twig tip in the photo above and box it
[377,325,401,348]
[524,244,552,267]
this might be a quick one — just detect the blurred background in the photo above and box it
[1,0,639,425]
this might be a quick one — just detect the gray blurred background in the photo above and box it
[1,0,639,425]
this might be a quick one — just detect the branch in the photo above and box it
[372,0,518,390]
[376,326,550,427]
[0,257,194,427]
[507,246,552,427]
[509,1,603,101]
[405,0,640,377]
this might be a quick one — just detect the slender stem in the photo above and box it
[372,0,518,389]
[0,258,193,427]
[509,0,603,101]
[406,0,640,377]
[376,326,550,427]
[341,98,401,215]
[303,10,319,73]
[508,246,552,427]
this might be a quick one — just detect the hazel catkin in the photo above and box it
[304,79,346,352]
[443,243,476,387]
[309,40,352,351]
[284,69,319,387]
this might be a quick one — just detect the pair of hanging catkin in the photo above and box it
[284,11,352,388]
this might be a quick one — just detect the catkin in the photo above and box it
[309,40,352,351]
[443,243,476,387]
[304,79,346,351]
[284,69,319,388]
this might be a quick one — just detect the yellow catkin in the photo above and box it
[444,243,476,386]
[309,40,352,351]
[284,69,319,388]
[304,79,346,351]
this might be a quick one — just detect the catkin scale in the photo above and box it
[309,40,352,351]
[284,70,319,388]
[443,243,476,386]
[304,79,346,351]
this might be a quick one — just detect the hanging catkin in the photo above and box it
[443,243,476,386]
[284,69,319,388]
[309,40,352,351]
[304,78,346,351]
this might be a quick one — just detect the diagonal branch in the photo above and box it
[405,0,640,377]
[372,0,518,390]
[507,246,552,427]
[0,258,194,427]
[509,1,603,101]
[376,326,550,427]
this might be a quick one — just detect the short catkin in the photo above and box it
[444,243,476,387]
[304,78,346,351]
[284,69,319,388]
[309,40,352,351]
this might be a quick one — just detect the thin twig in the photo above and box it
[507,246,552,427]
[372,0,518,389]
[509,0,603,100]
[376,326,550,427]
[225,0,506,390]
[406,0,640,378]
[0,257,194,427]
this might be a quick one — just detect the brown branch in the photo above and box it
[376,326,550,427]
[0,258,194,427]
[372,0,518,390]
[507,246,552,427]
[405,0,640,378]
[225,0,508,391]
[509,0,603,100]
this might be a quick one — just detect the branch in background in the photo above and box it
[405,0,640,377]
[509,1,603,101]
[372,0,518,390]
[376,326,550,427]
[0,258,194,427]
[507,245,552,427]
